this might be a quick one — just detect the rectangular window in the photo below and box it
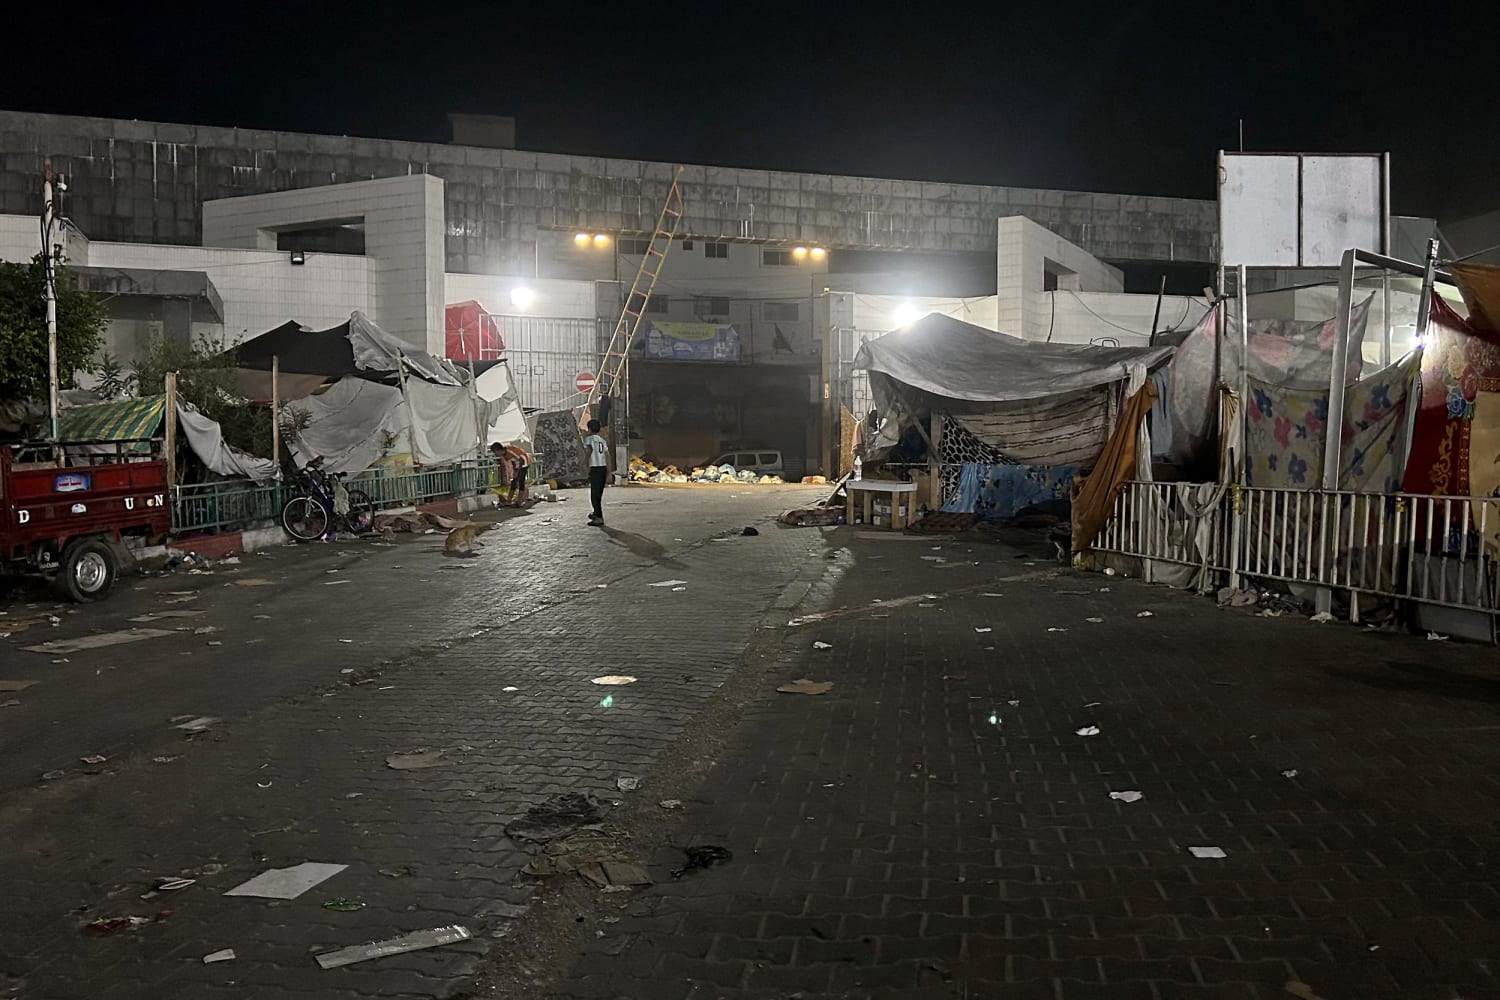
[646,294,669,315]
[705,242,728,259]
[697,296,730,317]
[763,302,800,322]
[680,240,694,250]
[762,248,793,266]
[619,238,651,256]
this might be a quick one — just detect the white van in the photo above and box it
[708,450,785,478]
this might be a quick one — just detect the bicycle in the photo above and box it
[280,460,376,542]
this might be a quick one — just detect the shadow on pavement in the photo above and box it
[599,526,685,568]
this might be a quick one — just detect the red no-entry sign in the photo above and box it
[575,371,596,394]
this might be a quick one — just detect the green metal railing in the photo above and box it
[169,456,531,537]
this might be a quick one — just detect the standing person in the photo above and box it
[502,442,531,507]
[488,442,511,506]
[852,409,880,461]
[582,419,609,525]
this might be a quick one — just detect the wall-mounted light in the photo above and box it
[509,286,535,310]
[810,246,827,260]
[892,303,920,327]
[592,233,610,247]
[792,246,809,260]
[574,232,590,246]
[289,250,306,266]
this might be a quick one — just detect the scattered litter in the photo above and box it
[942,674,965,681]
[648,579,688,588]
[152,755,179,764]
[0,699,19,708]
[1006,699,1020,706]
[1076,726,1100,736]
[173,716,219,733]
[1188,846,1227,859]
[1098,586,1110,592]
[658,799,682,810]
[590,675,637,686]
[40,769,66,782]
[0,680,38,692]
[151,877,195,892]
[671,586,686,592]
[206,641,223,647]
[324,579,351,586]
[339,639,353,644]
[203,949,236,964]
[1104,568,1116,576]
[616,777,640,792]
[741,526,759,536]
[1216,586,1259,608]
[1109,790,1144,803]
[505,792,606,843]
[322,898,366,912]
[777,678,833,696]
[1426,631,1450,641]
[1083,701,1101,708]
[340,668,354,674]
[79,755,107,765]
[974,627,992,634]
[377,685,395,691]
[1309,611,1334,623]
[502,686,519,692]
[672,844,732,879]
[981,593,1004,597]
[192,626,221,635]
[85,916,152,935]
[225,862,348,899]
[128,610,205,622]
[1085,617,1104,623]
[257,781,272,788]
[234,578,275,587]
[579,860,653,892]
[1047,627,1068,632]
[314,925,472,969]
[1282,769,1299,778]
[378,867,412,878]
[1284,981,1328,1000]
[1136,611,1154,618]
[386,749,448,770]
[812,641,833,650]
[23,628,174,654]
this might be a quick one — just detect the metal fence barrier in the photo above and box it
[1095,480,1499,616]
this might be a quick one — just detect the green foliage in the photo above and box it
[93,351,137,400]
[0,252,107,402]
[133,333,306,466]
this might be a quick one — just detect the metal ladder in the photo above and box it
[585,166,685,411]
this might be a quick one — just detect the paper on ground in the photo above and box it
[591,675,637,686]
[0,680,38,692]
[648,580,688,588]
[315,925,472,969]
[1076,725,1100,736]
[777,678,833,695]
[23,628,174,654]
[1188,846,1227,859]
[812,641,832,650]
[974,627,992,634]
[128,610,205,622]
[203,949,236,963]
[225,862,347,899]
[1109,790,1144,803]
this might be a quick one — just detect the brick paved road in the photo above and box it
[0,484,830,1000]
[546,529,1500,1000]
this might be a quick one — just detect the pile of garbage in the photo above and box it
[628,456,783,486]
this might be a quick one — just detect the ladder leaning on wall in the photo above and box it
[584,166,685,417]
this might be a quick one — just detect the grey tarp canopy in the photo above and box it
[853,313,1175,403]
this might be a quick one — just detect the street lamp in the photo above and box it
[593,233,610,248]
[509,286,535,310]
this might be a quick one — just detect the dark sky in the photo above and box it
[5,1,1499,221]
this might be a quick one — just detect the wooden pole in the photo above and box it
[164,371,178,487]
[271,355,281,470]
[1147,275,1166,345]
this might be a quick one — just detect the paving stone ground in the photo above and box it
[543,528,1500,1000]
[0,485,829,1000]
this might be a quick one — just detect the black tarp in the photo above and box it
[226,320,380,380]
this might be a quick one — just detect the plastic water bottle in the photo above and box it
[853,456,863,481]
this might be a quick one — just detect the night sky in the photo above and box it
[5,2,1498,221]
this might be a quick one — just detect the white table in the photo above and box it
[845,479,919,530]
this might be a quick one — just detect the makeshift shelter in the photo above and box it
[57,394,279,480]
[854,314,1173,519]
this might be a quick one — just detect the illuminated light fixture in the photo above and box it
[593,233,609,247]
[574,232,589,245]
[892,303,921,327]
[509,286,535,310]
[288,250,306,266]
[792,245,809,260]
[810,246,827,260]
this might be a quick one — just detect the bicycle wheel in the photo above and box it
[345,489,375,533]
[281,494,330,542]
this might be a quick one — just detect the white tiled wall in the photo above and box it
[849,293,999,333]
[443,274,599,320]
[87,241,371,344]
[997,216,1126,341]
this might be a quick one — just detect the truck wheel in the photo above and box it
[58,538,117,602]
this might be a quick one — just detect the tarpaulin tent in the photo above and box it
[57,394,278,480]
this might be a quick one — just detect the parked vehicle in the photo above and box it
[705,449,785,478]
[281,460,375,541]
[1,439,171,600]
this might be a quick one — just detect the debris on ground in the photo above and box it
[1136,611,1154,618]
[672,844,733,878]
[1076,726,1100,736]
[145,876,194,894]
[1047,627,1068,633]
[78,754,108,765]
[648,579,688,588]
[579,860,652,892]
[0,680,38,692]
[1282,769,1299,778]
[84,915,153,935]
[1427,631,1450,641]
[314,925,473,969]
[224,862,348,899]
[777,678,833,696]
[741,526,759,536]
[1216,587,1259,608]
[616,777,640,792]
[1188,846,1228,859]
[779,506,842,527]
[23,628,175,655]
[386,748,449,770]
[1109,790,1144,803]
[590,675,637,686]
[202,949,236,964]
[1284,982,1329,1000]
[321,898,366,912]
[128,610,205,622]
[812,641,833,650]
[173,716,218,733]
[1309,611,1335,623]
[658,799,682,810]
[505,792,607,844]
